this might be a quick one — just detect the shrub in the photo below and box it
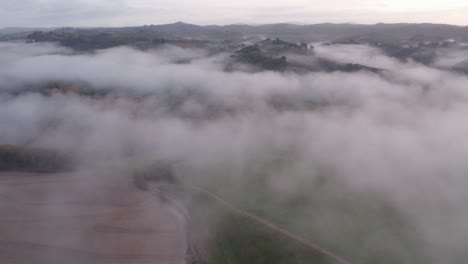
[131,162,176,191]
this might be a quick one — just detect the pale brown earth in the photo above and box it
[0,171,187,264]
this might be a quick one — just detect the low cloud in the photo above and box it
[2,42,468,262]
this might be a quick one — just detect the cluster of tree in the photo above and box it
[376,44,437,64]
[233,44,288,71]
[132,162,176,191]
[231,39,381,74]
[259,38,311,54]
[0,145,73,173]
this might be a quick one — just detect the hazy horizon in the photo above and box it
[2,20,468,30]
[1,0,467,28]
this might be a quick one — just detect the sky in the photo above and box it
[0,0,467,28]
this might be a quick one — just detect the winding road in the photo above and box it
[169,183,351,264]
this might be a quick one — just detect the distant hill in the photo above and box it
[5,22,242,50]
[210,23,468,43]
[0,27,56,35]
[2,22,468,45]
[149,22,242,40]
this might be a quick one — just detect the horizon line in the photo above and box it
[1,21,467,30]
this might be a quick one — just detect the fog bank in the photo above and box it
[2,42,468,263]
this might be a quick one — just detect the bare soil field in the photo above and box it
[0,171,187,264]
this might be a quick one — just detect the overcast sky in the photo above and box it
[1,0,467,27]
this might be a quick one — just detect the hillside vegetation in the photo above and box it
[0,145,73,173]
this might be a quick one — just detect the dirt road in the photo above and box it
[0,171,187,264]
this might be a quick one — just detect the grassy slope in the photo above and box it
[165,155,428,264]
[134,154,428,263]
[160,184,333,264]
